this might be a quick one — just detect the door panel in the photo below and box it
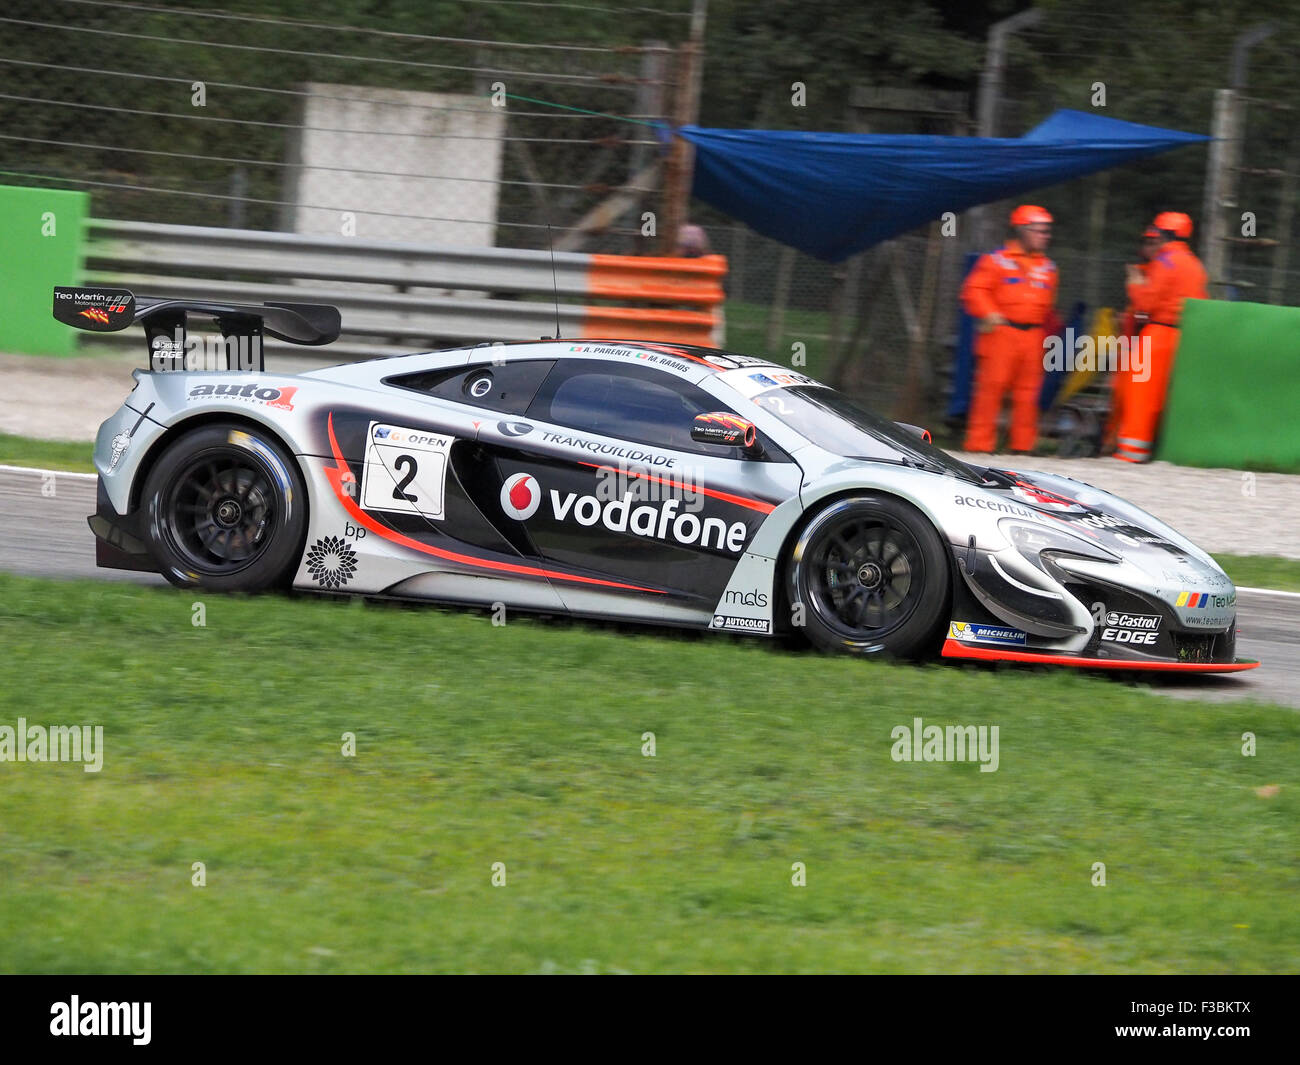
[469,359,805,615]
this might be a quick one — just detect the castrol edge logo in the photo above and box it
[501,475,749,554]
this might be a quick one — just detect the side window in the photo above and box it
[387,359,555,416]
[528,360,783,459]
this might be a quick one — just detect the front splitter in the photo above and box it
[941,639,1260,673]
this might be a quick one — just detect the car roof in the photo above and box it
[449,338,789,373]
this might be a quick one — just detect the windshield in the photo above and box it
[751,386,984,483]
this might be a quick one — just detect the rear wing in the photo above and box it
[52,286,340,371]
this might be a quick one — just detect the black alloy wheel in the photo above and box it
[787,495,950,657]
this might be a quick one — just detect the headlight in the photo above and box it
[999,518,1121,574]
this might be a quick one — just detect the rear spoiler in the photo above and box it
[52,286,341,371]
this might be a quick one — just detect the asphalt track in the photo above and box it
[1,465,1296,709]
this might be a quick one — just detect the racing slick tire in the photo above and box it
[786,494,950,658]
[141,422,307,591]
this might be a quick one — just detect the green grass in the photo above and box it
[0,432,94,473]
[0,573,1296,973]
[1214,554,1300,594]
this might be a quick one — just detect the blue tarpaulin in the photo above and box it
[678,110,1208,262]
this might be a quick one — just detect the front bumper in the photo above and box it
[941,638,1259,672]
[946,542,1253,671]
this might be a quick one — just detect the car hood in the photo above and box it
[974,465,1231,590]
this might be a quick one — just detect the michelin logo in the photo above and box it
[948,621,1027,647]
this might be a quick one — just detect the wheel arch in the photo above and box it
[127,410,308,518]
[770,483,960,637]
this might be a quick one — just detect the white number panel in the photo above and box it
[361,422,455,519]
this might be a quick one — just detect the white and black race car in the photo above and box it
[60,287,1255,672]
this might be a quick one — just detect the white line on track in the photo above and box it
[1237,586,1300,600]
[0,463,97,480]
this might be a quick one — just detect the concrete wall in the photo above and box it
[285,85,504,246]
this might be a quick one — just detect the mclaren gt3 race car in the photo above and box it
[58,287,1256,672]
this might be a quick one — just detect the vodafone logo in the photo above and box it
[500,473,541,520]
[496,472,751,555]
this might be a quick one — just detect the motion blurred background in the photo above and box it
[3,0,1297,416]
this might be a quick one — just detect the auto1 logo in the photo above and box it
[500,473,542,519]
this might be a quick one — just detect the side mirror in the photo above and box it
[895,421,932,444]
[691,412,760,455]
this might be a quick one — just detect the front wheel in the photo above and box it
[141,422,307,591]
[786,495,950,658]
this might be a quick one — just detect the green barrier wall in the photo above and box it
[0,185,89,356]
[1159,298,1300,472]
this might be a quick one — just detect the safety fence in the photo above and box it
[81,219,727,360]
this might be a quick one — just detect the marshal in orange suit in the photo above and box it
[1106,226,1162,452]
[961,205,1058,453]
[1116,211,1208,463]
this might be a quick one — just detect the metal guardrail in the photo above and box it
[84,220,727,362]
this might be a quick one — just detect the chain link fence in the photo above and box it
[0,0,692,248]
[3,0,1297,422]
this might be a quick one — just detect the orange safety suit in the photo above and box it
[961,239,1058,452]
[1115,240,1208,463]
[1105,259,1155,452]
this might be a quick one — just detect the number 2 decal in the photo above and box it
[392,454,419,502]
[362,422,452,520]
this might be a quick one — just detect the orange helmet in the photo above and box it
[1152,211,1193,239]
[1010,204,1053,227]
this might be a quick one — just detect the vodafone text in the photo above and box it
[549,490,747,554]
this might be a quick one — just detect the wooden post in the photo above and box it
[1083,171,1109,313]
[658,1,707,255]
[730,224,747,304]
[1202,88,1242,297]
[1268,141,1297,304]
[765,246,796,354]
[896,225,944,422]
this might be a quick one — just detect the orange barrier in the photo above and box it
[587,253,727,304]
[581,305,721,346]
[583,253,727,347]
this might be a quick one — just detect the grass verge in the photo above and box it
[0,573,1295,973]
[0,433,94,473]
[1213,554,1300,594]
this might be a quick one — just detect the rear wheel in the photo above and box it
[141,422,307,591]
[786,495,950,658]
